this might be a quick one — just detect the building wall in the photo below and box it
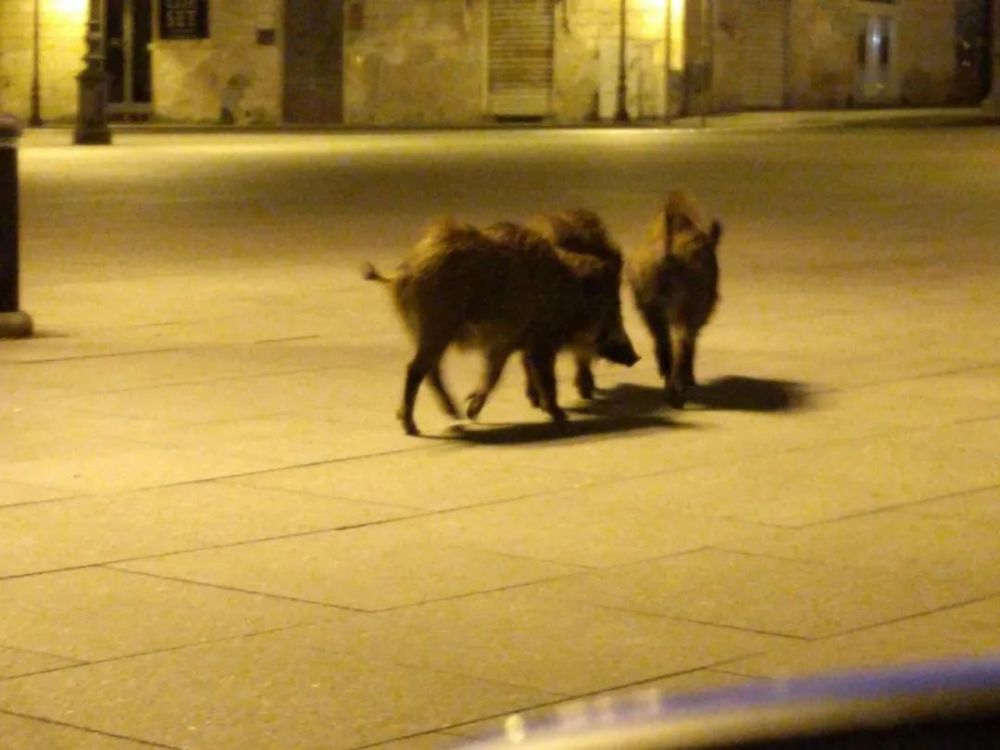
[0,1,87,122]
[552,0,670,122]
[896,0,957,104]
[0,0,975,125]
[785,0,855,108]
[343,0,484,125]
[151,0,282,124]
[782,0,957,110]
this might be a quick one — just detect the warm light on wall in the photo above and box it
[669,0,685,69]
[51,0,88,16]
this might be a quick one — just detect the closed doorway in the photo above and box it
[105,0,153,120]
[283,0,344,124]
[488,0,554,119]
[737,0,787,110]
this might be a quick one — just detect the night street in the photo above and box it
[1,115,999,749]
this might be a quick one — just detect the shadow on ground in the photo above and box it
[431,374,809,444]
[591,376,812,414]
[440,413,686,445]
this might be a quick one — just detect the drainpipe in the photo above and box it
[984,0,1000,113]
[615,0,630,123]
[30,0,43,127]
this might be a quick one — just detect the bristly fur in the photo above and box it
[363,217,637,435]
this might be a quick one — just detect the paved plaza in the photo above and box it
[1,110,999,749]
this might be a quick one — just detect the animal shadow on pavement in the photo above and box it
[691,376,812,412]
[595,376,811,414]
[443,412,686,445]
[441,372,693,444]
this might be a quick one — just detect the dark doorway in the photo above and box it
[283,0,344,124]
[105,0,153,120]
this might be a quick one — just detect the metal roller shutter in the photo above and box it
[738,0,787,110]
[488,0,554,118]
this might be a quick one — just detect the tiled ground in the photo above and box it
[2,118,999,749]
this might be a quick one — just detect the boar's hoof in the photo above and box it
[466,392,487,420]
[547,407,568,424]
[666,385,686,409]
[397,406,420,435]
[575,372,595,400]
[525,384,541,409]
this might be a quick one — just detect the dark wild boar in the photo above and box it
[628,190,722,407]
[364,219,638,435]
[524,209,626,405]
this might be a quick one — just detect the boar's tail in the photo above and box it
[361,262,393,284]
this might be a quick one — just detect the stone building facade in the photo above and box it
[0,1,88,122]
[0,0,988,127]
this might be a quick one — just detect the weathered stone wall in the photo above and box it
[0,1,87,122]
[896,0,956,105]
[151,0,282,124]
[552,0,669,122]
[784,0,956,109]
[786,0,854,109]
[343,0,485,125]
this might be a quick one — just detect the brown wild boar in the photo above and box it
[628,190,722,407]
[363,219,639,435]
[524,209,625,405]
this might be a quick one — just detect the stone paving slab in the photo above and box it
[264,589,791,696]
[113,525,585,611]
[0,480,417,577]
[354,485,765,568]
[722,596,1000,679]
[0,714,163,750]
[521,548,991,639]
[0,567,339,662]
[0,634,556,750]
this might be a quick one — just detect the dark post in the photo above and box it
[74,0,112,145]
[0,115,33,338]
[614,0,630,123]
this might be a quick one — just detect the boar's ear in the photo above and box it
[708,219,723,249]
[664,209,676,256]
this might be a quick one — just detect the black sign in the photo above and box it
[160,0,209,40]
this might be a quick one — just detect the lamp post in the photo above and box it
[29,0,42,127]
[614,0,629,122]
[74,0,112,145]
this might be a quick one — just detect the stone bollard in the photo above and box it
[1,113,34,338]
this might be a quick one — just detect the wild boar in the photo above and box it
[628,190,722,407]
[524,209,626,405]
[364,218,638,435]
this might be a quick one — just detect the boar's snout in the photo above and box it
[599,337,640,367]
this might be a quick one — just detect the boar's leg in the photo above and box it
[667,326,694,408]
[677,330,698,389]
[524,347,567,424]
[398,341,448,435]
[638,302,672,385]
[427,366,460,418]
[521,354,542,409]
[574,352,596,400]
[466,346,514,420]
